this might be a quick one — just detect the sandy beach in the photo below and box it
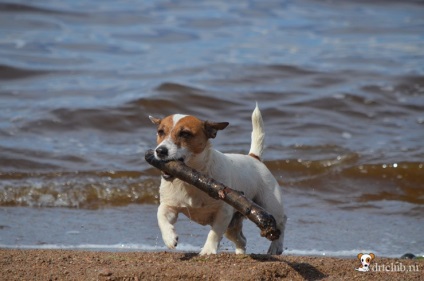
[1,249,422,280]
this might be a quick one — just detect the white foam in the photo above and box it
[286,249,424,258]
[1,243,419,258]
[285,249,374,257]
[0,243,201,252]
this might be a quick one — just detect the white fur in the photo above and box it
[155,105,286,255]
[249,102,265,159]
[172,114,187,125]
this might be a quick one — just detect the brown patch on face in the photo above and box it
[153,115,210,154]
[152,114,229,156]
[173,116,209,154]
[154,115,175,144]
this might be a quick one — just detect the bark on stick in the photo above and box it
[145,149,280,241]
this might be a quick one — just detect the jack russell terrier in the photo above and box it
[149,104,286,255]
[356,253,375,271]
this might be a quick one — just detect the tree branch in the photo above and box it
[145,149,280,241]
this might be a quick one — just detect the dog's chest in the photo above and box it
[160,180,223,225]
[160,179,221,208]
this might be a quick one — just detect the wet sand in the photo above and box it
[1,249,422,280]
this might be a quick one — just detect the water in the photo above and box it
[0,0,423,257]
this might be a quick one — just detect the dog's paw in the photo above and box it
[267,241,283,255]
[163,231,178,249]
[235,248,246,255]
[199,246,217,255]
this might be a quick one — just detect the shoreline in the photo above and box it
[1,249,422,280]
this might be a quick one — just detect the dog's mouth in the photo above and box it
[161,157,185,181]
[161,171,173,180]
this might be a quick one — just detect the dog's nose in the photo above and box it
[155,146,168,158]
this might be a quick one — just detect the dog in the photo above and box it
[355,253,375,271]
[149,104,286,255]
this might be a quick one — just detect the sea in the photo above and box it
[0,0,423,258]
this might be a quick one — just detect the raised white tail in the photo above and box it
[248,103,265,160]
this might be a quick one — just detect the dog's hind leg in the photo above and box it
[267,214,287,255]
[225,212,246,254]
[253,183,287,255]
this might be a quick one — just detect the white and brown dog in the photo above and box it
[149,104,286,255]
[356,253,375,271]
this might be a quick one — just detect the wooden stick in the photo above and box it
[145,149,280,241]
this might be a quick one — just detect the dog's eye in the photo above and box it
[179,131,192,139]
[157,129,165,136]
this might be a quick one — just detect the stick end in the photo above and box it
[261,228,281,241]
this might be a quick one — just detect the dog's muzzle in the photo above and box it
[155,146,169,159]
[155,146,185,180]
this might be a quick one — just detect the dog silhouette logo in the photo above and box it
[355,253,375,272]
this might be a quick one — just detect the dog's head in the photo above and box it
[149,114,229,164]
[357,253,375,269]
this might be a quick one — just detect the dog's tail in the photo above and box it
[248,103,265,161]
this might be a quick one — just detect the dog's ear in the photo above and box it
[369,253,375,260]
[149,116,161,125]
[204,121,229,139]
[357,253,363,260]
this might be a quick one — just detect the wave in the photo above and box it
[0,3,73,16]
[0,64,50,80]
[1,159,422,208]
[0,171,161,208]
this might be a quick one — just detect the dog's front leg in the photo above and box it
[157,204,179,249]
[199,208,233,255]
